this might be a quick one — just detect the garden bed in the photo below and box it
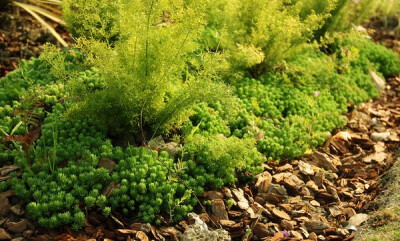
[0,73,399,240]
[1,1,400,241]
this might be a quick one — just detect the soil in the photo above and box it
[0,11,400,241]
[365,17,400,56]
[0,4,71,78]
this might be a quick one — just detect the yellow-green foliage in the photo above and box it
[67,0,232,139]
[375,0,400,34]
[202,0,333,77]
[62,0,121,44]
[316,0,381,37]
[377,0,400,16]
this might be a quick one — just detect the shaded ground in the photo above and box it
[366,17,400,56]
[0,5,71,77]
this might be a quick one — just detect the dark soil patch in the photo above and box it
[0,4,71,77]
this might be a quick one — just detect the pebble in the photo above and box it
[371,132,390,142]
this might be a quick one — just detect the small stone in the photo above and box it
[371,132,391,142]
[348,213,368,227]
[299,227,309,238]
[299,161,314,175]
[363,152,388,164]
[159,142,180,157]
[148,136,165,149]
[279,204,294,212]
[30,234,52,241]
[198,213,210,224]
[0,229,11,240]
[305,221,330,233]
[129,223,142,230]
[0,190,14,198]
[271,232,285,240]
[369,71,385,93]
[98,158,116,172]
[255,171,272,193]
[6,219,28,233]
[211,199,228,220]
[181,224,231,241]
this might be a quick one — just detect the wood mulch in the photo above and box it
[0,5,70,78]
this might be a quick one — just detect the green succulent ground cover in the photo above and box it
[0,0,400,230]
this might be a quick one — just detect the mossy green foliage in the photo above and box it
[62,0,120,44]
[182,103,231,137]
[1,0,400,231]
[230,48,376,159]
[33,104,108,172]
[108,148,199,223]
[15,159,110,230]
[343,35,400,77]
[184,36,391,160]
[0,52,262,227]
[183,135,264,188]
